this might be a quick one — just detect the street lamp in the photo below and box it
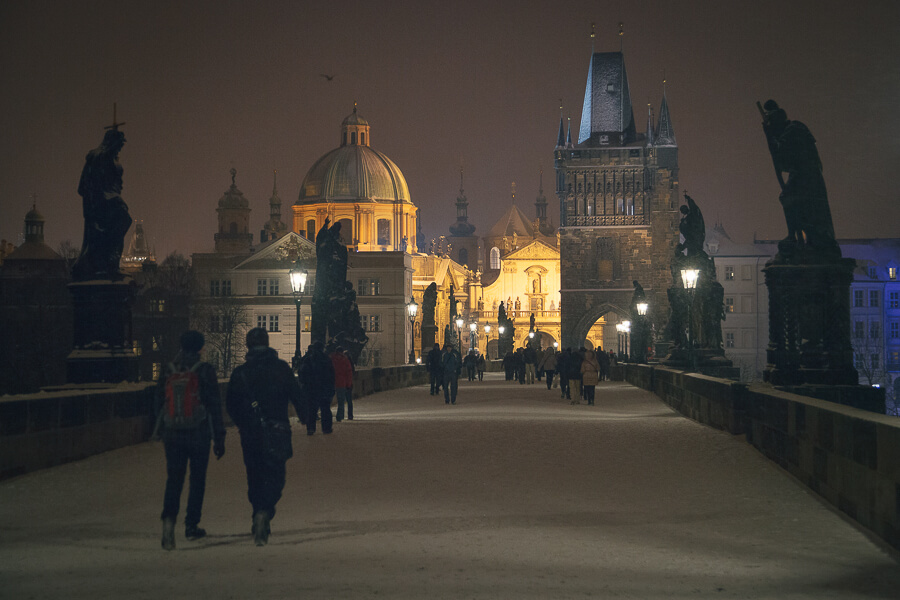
[635,301,649,363]
[681,268,700,369]
[622,320,631,361]
[289,265,308,372]
[469,321,477,352]
[484,324,492,358]
[406,296,418,364]
[455,317,464,351]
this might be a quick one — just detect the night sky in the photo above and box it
[2,0,898,258]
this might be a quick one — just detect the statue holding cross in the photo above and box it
[72,104,133,281]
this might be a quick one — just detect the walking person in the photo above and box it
[515,348,526,384]
[568,348,584,404]
[523,344,537,384]
[331,346,354,422]
[581,349,601,406]
[225,327,304,546]
[539,347,557,390]
[598,347,610,382]
[299,341,336,435]
[441,344,461,404]
[502,351,515,381]
[155,330,226,551]
[426,343,443,395]
[463,349,477,381]
[558,348,570,399]
[475,352,486,381]
[535,346,545,381]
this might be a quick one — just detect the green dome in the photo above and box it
[297,144,411,205]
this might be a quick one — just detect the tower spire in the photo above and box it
[556,101,565,148]
[645,103,655,147]
[655,76,676,146]
[566,116,573,148]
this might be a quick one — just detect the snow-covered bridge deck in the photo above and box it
[1,374,898,599]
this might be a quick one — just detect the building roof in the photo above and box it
[578,51,636,145]
[218,168,249,209]
[487,204,535,238]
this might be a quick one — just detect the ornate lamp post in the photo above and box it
[635,301,649,363]
[484,324,491,358]
[622,320,631,361]
[469,321,477,352]
[681,268,700,369]
[455,317,464,351]
[289,265,308,373]
[407,296,418,364]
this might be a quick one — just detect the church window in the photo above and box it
[307,220,316,241]
[351,132,357,144]
[229,222,238,234]
[338,218,353,244]
[360,132,366,145]
[377,219,390,246]
[490,247,500,269]
[459,247,469,266]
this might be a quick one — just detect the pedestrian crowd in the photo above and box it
[154,326,615,551]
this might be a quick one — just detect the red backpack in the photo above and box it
[163,362,207,429]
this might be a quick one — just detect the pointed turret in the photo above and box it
[566,117,573,148]
[645,104,655,147]
[556,104,566,148]
[655,91,676,146]
[261,169,288,243]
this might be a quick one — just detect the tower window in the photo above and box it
[360,132,366,145]
[351,132,357,144]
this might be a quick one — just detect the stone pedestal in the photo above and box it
[763,259,857,386]
[66,279,139,384]
[421,325,437,355]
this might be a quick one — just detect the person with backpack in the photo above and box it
[226,327,304,546]
[154,330,226,551]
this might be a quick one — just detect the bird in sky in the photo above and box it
[319,73,335,81]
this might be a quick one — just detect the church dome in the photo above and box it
[297,107,411,205]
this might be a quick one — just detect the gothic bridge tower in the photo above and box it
[556,40,680,349]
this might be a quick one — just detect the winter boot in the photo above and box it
[185,525,207,541]
[161,518,176,551]
[253,511,271,547]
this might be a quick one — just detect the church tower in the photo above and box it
[215,168,253,254]
[556,30,680,348]
[448,167,479,268]
[260,170,289,243]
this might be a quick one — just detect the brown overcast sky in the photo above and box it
[2,0,898,258]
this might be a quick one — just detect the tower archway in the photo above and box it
[565,301,630,353]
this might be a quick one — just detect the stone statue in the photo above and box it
[677,193,705,258]
[760,100,839,261]
[529,312,536,332]
[631,280,646,304]
[422,282,438,328]
[311,218,367,362]
[72,127,132,281]
[498,301,507,323]
[449,282,457,320]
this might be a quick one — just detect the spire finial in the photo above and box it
[459,164,464,194]
[511,182,516,204]
[230,167,237,186]
[273,169,278,195]
[104,102,126,131]
[353,101,357,114]
[31,192,37,210]
[663,69,667,93]
[539,168,544,194]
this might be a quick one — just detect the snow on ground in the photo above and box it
[0,374,897,599]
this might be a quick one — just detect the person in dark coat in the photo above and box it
[523,345,537,384]
[155,330,226,551]
[598,347,610,382]
[515,348,526,384]
[557,349,571,399]
[426,343,443,395]
[299,341,336,435]
[226,327,304,546]
[463,350,477,381]
[502,351,515,381]
[475,352,486,381]
[441,344,461,404]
